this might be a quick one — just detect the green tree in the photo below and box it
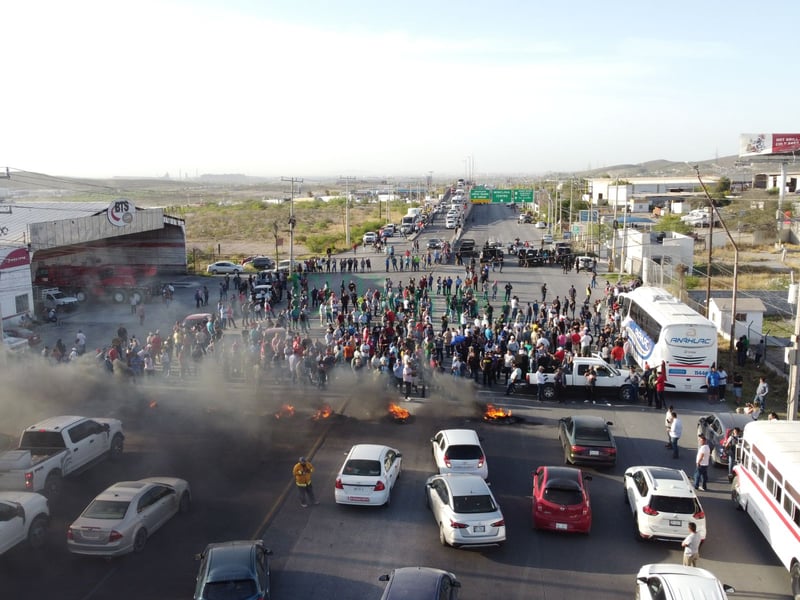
[657,214,692,235]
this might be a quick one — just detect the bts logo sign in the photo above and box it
[107,199,135,227]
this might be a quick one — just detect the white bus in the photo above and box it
[731,421,800,598]
[618,287,717,393]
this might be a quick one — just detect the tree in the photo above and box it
[657,214,692,235]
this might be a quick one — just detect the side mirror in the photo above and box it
[378,574,390,582]
[606,421,614,426]
[395,452,402,458]
[584,475,593,481]
[102,423,110,432]
[194,553,203,561]
[723,585,735,593]
[452,580,462,588]
[625,472,633,478]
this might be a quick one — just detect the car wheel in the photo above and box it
[211,270,218,275]
[439,524,449,547]
[179,491,191,514]
[109,434,124,460]
[44,471,63,501]
[133,528,147,553]
[28,515,48,549]
[543,384,556,401]
[619,385,634,402]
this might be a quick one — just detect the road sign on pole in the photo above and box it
[513,190,533,203]
[491,190,513,203]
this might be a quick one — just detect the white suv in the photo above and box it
[624,466,706,542]
[431,429,488,480]
[636,564,735,599]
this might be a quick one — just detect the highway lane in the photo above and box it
[0,201,790,599]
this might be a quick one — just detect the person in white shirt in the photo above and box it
[668,411,682,459]
[681,522,702,567]
[693,434,711,490]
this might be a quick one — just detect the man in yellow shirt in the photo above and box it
[292,457,319,508]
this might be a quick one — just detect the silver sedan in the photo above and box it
[67,477,191,557]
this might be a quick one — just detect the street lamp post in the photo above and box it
[339,176,356,247]
[281,176,303,284]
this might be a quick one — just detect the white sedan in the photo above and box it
[67,477,191,557]
[363,231,378,245]
[206,261,244,275]
[334,444,402,507]
[534,221,547,229]
[425,473,505,548]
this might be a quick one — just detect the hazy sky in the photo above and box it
[4,0,797,179]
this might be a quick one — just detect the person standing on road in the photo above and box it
[705,365,720,404]
[535,365,546,402]
[668,410,682,459]
[655,368,667,409]
[754,376,769,410]
[732,372,744,406]
[293,457,319,508]
[724,427,742,482]
[681,522,701,567]
[506,364,522,396]
[717,366,728,402]
[584,366,597,404]
[541,283,547,303]
[693,434,710,491]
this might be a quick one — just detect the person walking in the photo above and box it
[506,364,522,396]
[681,522,702,567]
[724,427,742,482]
[754,376,769,410]
[693,434,710,491]
[668,410,682,459]
[655,368,667,410]
[292,457,319,508]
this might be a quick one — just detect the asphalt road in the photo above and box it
[0,203,791,599]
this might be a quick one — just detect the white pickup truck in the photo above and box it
[0,416,124,500]
[526,356,636,402]
[0,491,49,555]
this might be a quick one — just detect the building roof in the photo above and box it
[0,202,108,246]
[710,297,766,313]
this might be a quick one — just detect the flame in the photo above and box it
[312,405,333,420]
[484,404,512,419]
[388,402,410,420]
[274,404,296,419]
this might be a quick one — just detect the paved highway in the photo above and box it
[0,202,790,599]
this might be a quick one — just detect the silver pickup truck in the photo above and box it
[0,416,124,500]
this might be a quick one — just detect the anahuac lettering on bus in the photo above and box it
[669,336,713,345]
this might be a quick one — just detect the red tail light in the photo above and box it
[477,454,485,467]
[67,528,74,540]
[335,479,343,489]
[109,530,123,542]
[373,480,386,491]
[693,510,705,520]
[571,445,586,454]
[449,519,468,529]
[443,453,451,467]
[490,519,505,527]
[607,447,617,455]
[643,505,659,516]
[24,472,33,490]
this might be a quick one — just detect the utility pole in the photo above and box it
[281,176,303,285]
[339,176,356,247]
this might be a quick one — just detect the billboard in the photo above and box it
[739,133,800,157]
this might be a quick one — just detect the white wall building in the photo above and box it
[708,297,765,342]
[0,246,34,324]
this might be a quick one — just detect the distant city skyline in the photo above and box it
[3,0,798,179]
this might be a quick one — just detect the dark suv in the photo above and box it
[194,540,273,600]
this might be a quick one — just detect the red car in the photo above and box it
[531,466,592,534]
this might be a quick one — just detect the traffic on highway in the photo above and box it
[0,190,792,600]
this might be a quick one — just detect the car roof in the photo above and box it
[638,564,726,598]
[542,466,583,485]
[705,412,752,429]
[349,444,391,460]
[437,429,480,445]
[633,467,695,496]
[437,473,490,495]
[570,415,608,428]
[205,541,262,582]
[97,480,152,502]
[384,567,455,597]
[26,416,85,431]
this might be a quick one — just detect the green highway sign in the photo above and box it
[513,189,533,203]
[470,188,491,200]
[491,189,513,203]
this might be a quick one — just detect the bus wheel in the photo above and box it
[730,476,743,510]
[790,561,800,600]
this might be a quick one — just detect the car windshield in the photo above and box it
[453,494,496,514]
[203,579,258,600]
[543,487,583,506]
[650,495,698,514]
[575,426,610,441]
[343,459,381,477]
[83,500,130,519]
[446,445,482,460]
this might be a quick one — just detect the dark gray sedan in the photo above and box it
[379,567,460,600]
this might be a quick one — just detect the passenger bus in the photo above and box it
[731,421,800,598]
[618,287,717,393]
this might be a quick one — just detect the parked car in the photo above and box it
[206,261,244,275]
[67,477,191,557]
[558,416,617,467]
[182,313,213,330]
[542,233,553,244]
[4,326,41,347]
[624,466,706,542]
[531,466,592,533]
[193,540,273,600]
[426,238,443,250]
[363,231,378,245]
[2,332,28,354]
[425,473,505,548]
[378,567,461,600]
[636,564,735,600]
[696,413,752,466]
[244,256,274,270]
[334,444,402,507]
[431,429,488,480]
[534,221,547,229]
